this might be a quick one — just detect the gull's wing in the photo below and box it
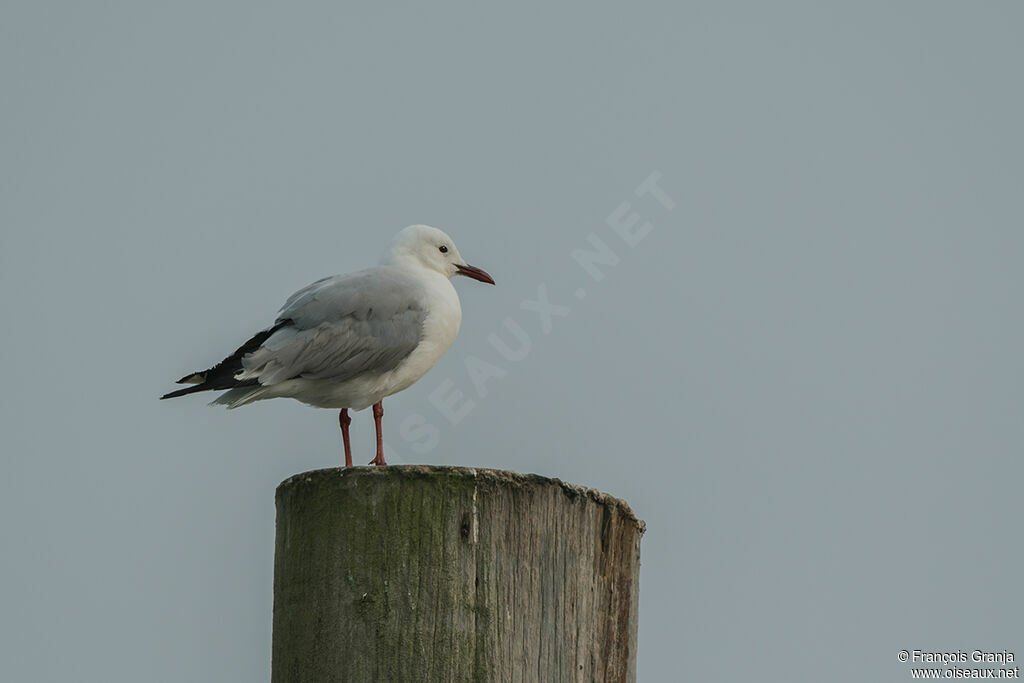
[236,266,427,386]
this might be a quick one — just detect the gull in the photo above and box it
[161,224,495,466]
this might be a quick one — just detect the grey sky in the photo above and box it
[2,2,1022,681]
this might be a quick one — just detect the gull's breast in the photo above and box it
[380,274,462,398]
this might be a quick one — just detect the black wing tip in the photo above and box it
[163,320,291,400]
[160,384,210,400]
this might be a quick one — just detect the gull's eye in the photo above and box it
[439,245,448,253]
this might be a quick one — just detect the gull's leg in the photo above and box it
[339,409,353,468]
[370,400,387,466]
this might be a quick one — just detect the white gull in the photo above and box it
[161,224,495,466]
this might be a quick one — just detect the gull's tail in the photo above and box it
[208,386,274,409]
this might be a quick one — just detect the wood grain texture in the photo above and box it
[272,466,644,683]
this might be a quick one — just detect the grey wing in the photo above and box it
[238,267,427,385]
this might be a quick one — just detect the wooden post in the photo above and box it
[272,466,644,682]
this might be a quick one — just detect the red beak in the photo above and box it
[455,264,495,285]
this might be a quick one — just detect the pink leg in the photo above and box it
[339,409,353,468]
[370,400,387,466]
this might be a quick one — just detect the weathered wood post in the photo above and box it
[272,466,644,682]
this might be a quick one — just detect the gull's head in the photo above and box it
[385,224,495,285]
